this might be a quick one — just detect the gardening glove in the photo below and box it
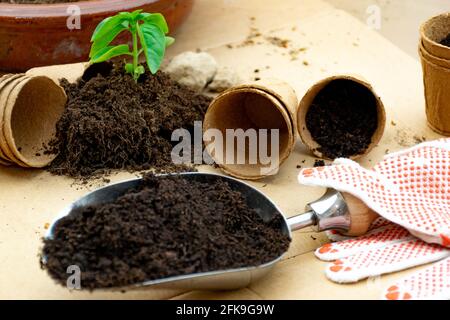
[298,138,450,300]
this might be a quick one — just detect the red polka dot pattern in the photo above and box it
[324,237,450,284]
[383,257,450,300]
[300,139,450,247]
[317,224,412,261]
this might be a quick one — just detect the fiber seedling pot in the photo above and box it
[0,75,67,168]
[420,13,450,61]
[419,50,450,135]
[297,75,386,160]
[419,15,450,136]
[0,74,31,167]
[203,79,298,180]
[0,0,194,72]
[419,41,450,69]
[0,74,21,165]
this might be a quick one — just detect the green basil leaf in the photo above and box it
[165,36,175,47]
[90,45,132,64]
[130,9,143,19]
[89,22,129,58]
[141,13,169,34]
[91,13,130,42]
[137,23,166,74]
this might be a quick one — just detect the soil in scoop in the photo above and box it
[440,33,450,48]
[48,63,211,179]
[42,174,291,289]
[0,0,80,3]
[305,80,378,159]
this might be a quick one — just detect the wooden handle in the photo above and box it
[341,193,379,236]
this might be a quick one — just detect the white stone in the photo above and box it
[207,66,242,93]
[164,51,218,91]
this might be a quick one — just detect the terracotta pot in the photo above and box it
[0,0,194,72]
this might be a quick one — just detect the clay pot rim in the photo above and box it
[297,75,386,161]
[0,0,165,18]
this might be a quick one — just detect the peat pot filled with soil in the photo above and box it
[297,76,386,160]
[0,0,194,72]
[42,174,291,290]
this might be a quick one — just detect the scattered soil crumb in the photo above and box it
[395,129,426,147]
[265,36,291,48]
[289,47,307,61]
[314,160,326,167]
[238,26,262,47]
[415,135,426,144]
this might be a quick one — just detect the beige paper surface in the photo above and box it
[0,0,442,300]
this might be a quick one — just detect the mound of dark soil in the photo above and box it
[48,63,211,178]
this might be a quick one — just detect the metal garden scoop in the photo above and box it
[44,172,378,290]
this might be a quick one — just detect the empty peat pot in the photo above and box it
[297,75,386,160]
[0,0,194,72]
[0,75,67,168]
[203,79,298,180]
[420,13,450,135]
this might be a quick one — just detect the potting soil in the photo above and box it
[47,63,211,178]
[42,174,291,289]
[440,33,450,48]
[305,79,378,159]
